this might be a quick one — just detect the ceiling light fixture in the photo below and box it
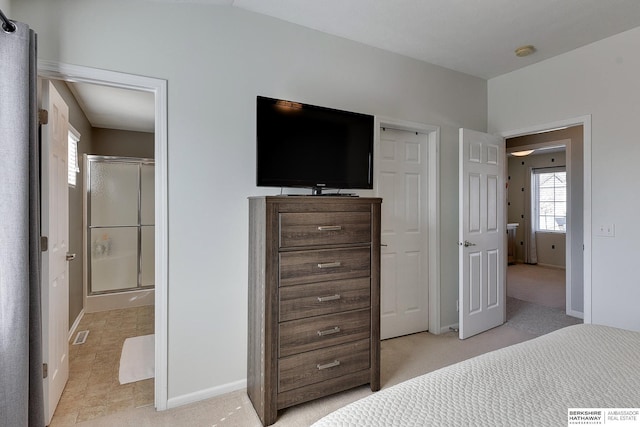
[510,149,535,157]
[515,45,536,57]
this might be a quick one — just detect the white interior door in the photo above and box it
[459,128,505,339]
[41,80,70,424]
[378,127,429,339]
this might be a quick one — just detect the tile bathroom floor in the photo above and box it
[50,305,155,426]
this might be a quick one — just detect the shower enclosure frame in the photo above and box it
[84,155,155,303]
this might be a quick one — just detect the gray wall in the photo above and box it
[0,0,9,16]
[15,1,487,402]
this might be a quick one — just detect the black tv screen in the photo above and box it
[256,96,374,193]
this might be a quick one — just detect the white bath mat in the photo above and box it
[119,334,155,385]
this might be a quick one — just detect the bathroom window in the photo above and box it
[533,167,566,232]
[68,126,80,187]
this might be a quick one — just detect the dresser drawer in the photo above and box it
[279,277,370,322]
[279,211,371,248]
[279,247,370,287]
[279,309,370,357]
[278,339,370,393]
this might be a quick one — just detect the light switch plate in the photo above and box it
[596,224,615,237]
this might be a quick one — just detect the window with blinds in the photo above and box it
[533,167,566,232]
[68,128,80,187]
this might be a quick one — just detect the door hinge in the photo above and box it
[43,363,48,379]
[41,236,48,252]
[38,109,48,125]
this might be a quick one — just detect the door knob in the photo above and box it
[463,240,476,247]
[66,253,77,261]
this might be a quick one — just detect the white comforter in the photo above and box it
[312,325,640,426]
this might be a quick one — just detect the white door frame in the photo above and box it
[374,117,441,334]
[499,115,592,323]
[38,61,170,410]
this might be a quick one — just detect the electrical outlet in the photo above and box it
[596,224,615,237]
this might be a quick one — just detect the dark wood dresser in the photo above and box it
[247,196,381,426]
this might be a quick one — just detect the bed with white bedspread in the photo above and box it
[312,324,640,426]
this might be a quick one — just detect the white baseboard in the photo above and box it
[68,309,85,341]
[536,262,566,270]
[438,323,459,334]
[567,309,584,320]
[166,379,247,409]
[85,289,154,313]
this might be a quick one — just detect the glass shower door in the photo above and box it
[140,163,155,287]
[87,156,155,294]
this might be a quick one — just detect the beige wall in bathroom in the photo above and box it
[91,128,154,159]
[507,125,583,271]
[507,150,566,267]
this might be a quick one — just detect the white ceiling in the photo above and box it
[229,0,640,79]
[66,81,155,133]
[74,0,640,131]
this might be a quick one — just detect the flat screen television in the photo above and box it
[256,96,374,195]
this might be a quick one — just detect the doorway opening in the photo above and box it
[504,124,586,333]
[38,62,168,422]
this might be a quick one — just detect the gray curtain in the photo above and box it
[0,18,45,427]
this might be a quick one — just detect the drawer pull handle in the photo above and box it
[317,225,342,231]
[317,261,341,269]
[317,360,341,370]
[317,326,341,336]
[317,294,341,302]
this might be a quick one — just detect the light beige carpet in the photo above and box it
[73,265,574,426]
[506,263,582,335]
[506,297,582,336]
[75,326,536,427]
[507,263,566,308]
